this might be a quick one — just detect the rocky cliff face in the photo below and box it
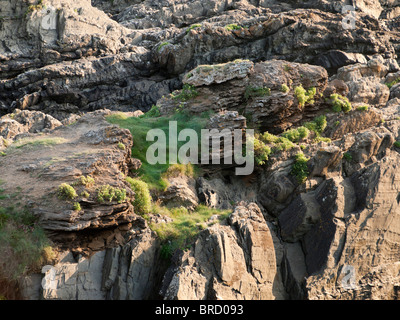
[1,0,400,300]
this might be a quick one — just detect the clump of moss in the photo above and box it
[328,94,352,113]
[281,126,310,143]
[294,85,316,108]
[57,183,78,200]
[386,78,400,89]
[291,152,310,183]
[343,152,353,161]
[394,141,400,148]
[97,185,127,203]
[73,202,81,211]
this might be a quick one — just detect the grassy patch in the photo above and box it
[294,85,316,108]
[126,177,152,215]
[0,187,53,282]
[386,78,400,89]
[356,105,369,112]
[151,204,232,259]
[12,137,67,149]
[186,24,202,33]
[106,111,209,191]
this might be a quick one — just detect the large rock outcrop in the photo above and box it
[160,202,287,300]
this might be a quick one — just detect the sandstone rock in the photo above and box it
[161,202,287,300]
[160,176,199,211]
[0,109,62,141]
[159,59,328,133]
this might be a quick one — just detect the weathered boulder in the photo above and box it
[161,202,287,300]
[158,59,328,133]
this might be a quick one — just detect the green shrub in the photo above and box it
[0,187,52,281]
[150,204,232,259]
[171,84,199,102]
[126,177,152,215]
[118,142,126,150]
[225,24,243,31]
[394,141,400,148]
[294,85,316,107]
[313,136,331,143]
[73,202,81,211]
[386,78,400,89]
[57,183,77,200]
[329,94,352,113]
[281,84,290,93]
[97,185,127,203]
[81,191,90,198]
[291,152,310,183]
[76,175,95,187]
[244,86,271,101]
[186,24,202,33]
[343,152,353,161]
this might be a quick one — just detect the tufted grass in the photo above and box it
[150,204,232,259]
[106,111,209,191]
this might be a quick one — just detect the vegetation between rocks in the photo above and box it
[151,204,232,259]
[106,110,209,191]
[0,184,54,286]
